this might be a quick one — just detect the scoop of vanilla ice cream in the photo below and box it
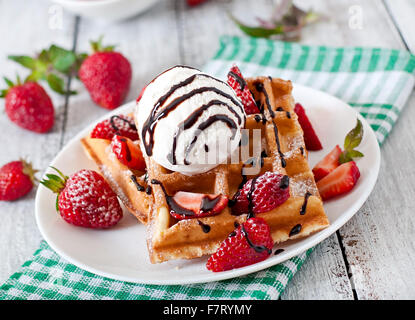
[135,66,246,175]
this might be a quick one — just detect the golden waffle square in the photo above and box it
[81,122,150,224]
[145,76,330,263]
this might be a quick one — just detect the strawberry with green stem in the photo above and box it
[79,37,132,110]
[313,118,364,181]
[0,159,39,201]
[1,76,55,133]
[314,119,364,200]
[41,167,123,229]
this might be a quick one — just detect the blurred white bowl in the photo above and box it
[51,0,160,22]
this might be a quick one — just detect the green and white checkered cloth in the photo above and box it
[1,36,414,300]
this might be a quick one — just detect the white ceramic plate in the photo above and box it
[35,84,380,285]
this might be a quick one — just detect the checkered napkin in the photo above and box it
[1,36,414,300]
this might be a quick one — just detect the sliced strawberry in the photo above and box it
[169,191,228,220]
[111,135,146,171]
[231,172,290,216]
[227,65,260,115]
[91,115,138,141]
[317,161,360,201]
[294,103,323,151]
[206,217,273,272]
[313,145,342,182]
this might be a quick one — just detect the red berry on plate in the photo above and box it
[41,168,123,228]
[169,191,228,220]
[206,217,273,272]
[227,65,260,115]
[111,135,146,171]
[0,160,38,201]
[79,38,132,109]
[1,79,54,133]
[312,145,342,182]
[231,172,290,215]
[294,103,323,151]
[90,114,138,141]
[316,161,360,201]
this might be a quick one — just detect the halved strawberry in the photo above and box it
[111,135,146,171]
[231,172,290,216]
[169,191,228,220]
[294,103,323,151]
[227,65,260,115]
[206,217,273,272]
[91,115,138,141]
[312,145,342,182]
[317,161,360,201]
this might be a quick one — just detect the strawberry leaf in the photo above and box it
[49,45,77,74]
[339,119,364,164]
[46,73,76,95]
[344,118,363,150]
[230,14,284,38]
[229,1,321,41]
[8,55,36,69]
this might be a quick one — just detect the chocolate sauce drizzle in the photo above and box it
[183,114,238,165]
[274,248,285,255]
[253,81,286,168]
[110,115,136,132]
[150,179,221,217]
[197,220,211,233]
[228,70,247,90]
[130,175,145,192]
[247,177,259,219]
[141,72,245,163]
[254,82,275,118]
[145,186,152,195]
[289,224,302,237]
[271,121,287,168]
[241,225,272,254]
[279,175,290,189]
[300,192,311,215]
[151,179,195,216]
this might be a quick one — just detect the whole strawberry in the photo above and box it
[79,38,132,110]
[231,172,290,216]
[0,160,38,201]
[1,78,54,133]
[41,168,123,228]
[206,217,273,272]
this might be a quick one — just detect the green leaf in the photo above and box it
[339,118,365,164]
[8,55,36,69]
[49,45,77,74]
[46,73,66,95]
[344,119,363,151]
[229,14,284,38]
[0,89,8,98]
[3,77,14,88]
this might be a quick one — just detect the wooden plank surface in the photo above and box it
[384,0,415,52]
[0,0,76,283]
[0,0,414,300]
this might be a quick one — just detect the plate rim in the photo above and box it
[35,83,381,285]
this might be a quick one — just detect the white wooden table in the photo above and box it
[1,0,414,300]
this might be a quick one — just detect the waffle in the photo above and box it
[81,120,150,224]
[144,76,330,263]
